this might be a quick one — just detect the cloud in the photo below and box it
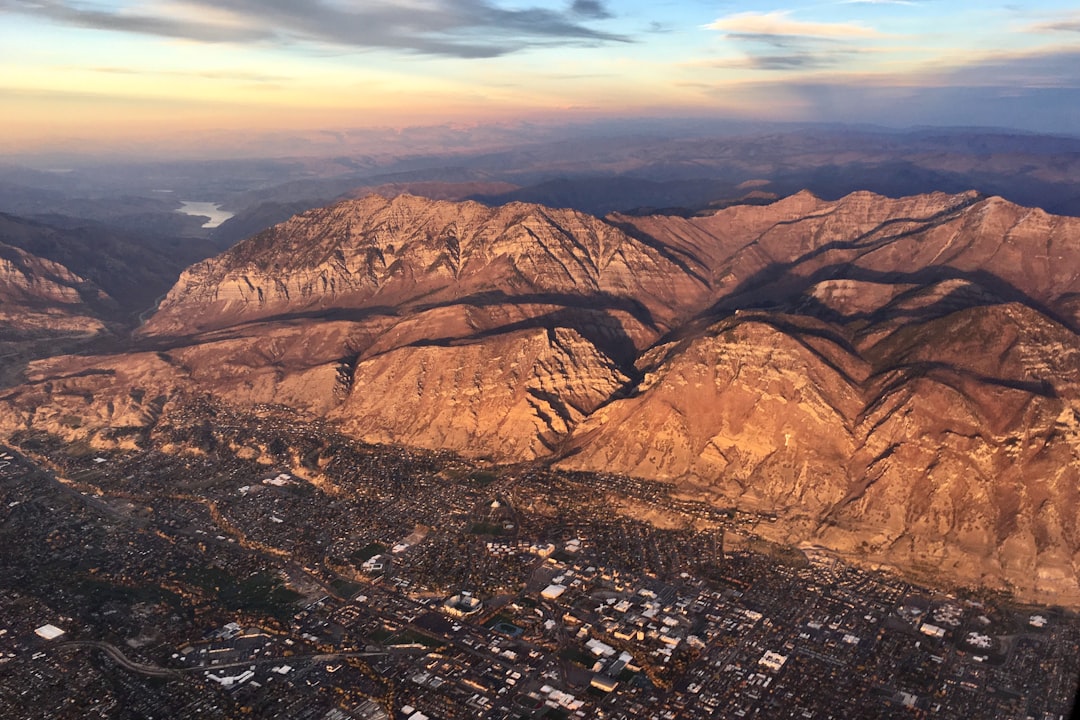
[690,48,1080,134]
[930,48,1080,89]
[837,0,918,5]
[1,0,630,58]
[707,52,854,71]
[570,0,612,20]
[724,32,843,50]
[2,0,272,42]
[1026,17,1080,34]
[703,10,881,73]
[88,66,290,83]
[705,10,883,39]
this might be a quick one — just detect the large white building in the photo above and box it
[759,651,788,672]
[34,624,65,640]
[541,584,566,600]
[443,592,483,618]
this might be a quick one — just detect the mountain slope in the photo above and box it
[4,189,1080,603]
[0,239,110,336]
[9,193,708,461]
[145,193,708,347]
[559,297,1080,600]
[612,190,1080,325]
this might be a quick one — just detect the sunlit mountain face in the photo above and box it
[2,1,1079,718]
[4,186,1080,608]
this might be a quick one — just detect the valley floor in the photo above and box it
[0,412,1077,720]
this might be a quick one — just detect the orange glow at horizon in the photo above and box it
[2,1,1077,155]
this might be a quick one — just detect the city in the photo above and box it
[0,402,1077,719]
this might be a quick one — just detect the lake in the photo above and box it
[175,201,235,229]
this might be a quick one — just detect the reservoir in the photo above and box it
[176,201,234,229]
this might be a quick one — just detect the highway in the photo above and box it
[53,640,409,679]
[56,641,180,679]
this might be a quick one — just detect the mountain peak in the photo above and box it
[142,194,710,339]
[9,189,1080,604]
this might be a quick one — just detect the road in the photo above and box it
[54,640,409,679]
[0,446,132,523]
[56,641,180,679]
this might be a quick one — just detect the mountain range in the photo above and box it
[2,189,1079,605]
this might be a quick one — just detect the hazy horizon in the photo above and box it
[3,1,1079,158]
[4,116,1080,167]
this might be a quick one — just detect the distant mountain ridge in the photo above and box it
[0,212,227,313]
[4,189,1080,605]
[0,236,109,336]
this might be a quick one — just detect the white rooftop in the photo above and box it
[541,584,567,600]
[35,624,65,640]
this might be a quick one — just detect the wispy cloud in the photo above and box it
[703,10,883,73]
[817,51,1080,131]
[679,48,1080,134]
[87,66,290,83]
[705,10,884,39]
[702,49,862,71]
[929,48,1080,89]
[837,0,918,6]
[724,32,845,50]
[0,0,630,58]
[1025,15,1080,34]
[1,0,272,42]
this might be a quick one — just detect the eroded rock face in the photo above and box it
[144,193,707,345]
[614,190,1080,322]
[1,351,183,447]
[559,301,1080,603]
[564,315,864,506]
[8,194,704,461]
[0,240,107,335]
[333,327,628,459]
[5,189,1080,604]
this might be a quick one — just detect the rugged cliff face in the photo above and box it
[0,239,108,335]
[613,190,1080,320]
[4,189,1080,603]
[332,326,628,458]
[10,193,707,460]
[559,301,1080,601]
[144,193,707,347]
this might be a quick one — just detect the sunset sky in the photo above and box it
[3,0,1079,154]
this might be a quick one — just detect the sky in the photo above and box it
[2,0,1079,155]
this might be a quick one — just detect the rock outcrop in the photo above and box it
[0,239,108,335]
[144,193,707,347]
[333,326,628,459]
[5,189,1080,603]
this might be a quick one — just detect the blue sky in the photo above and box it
[2,0,1078,153]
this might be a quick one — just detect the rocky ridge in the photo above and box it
[0,239,109,336]
[145,193,706,345]
[3,189,1080,603]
